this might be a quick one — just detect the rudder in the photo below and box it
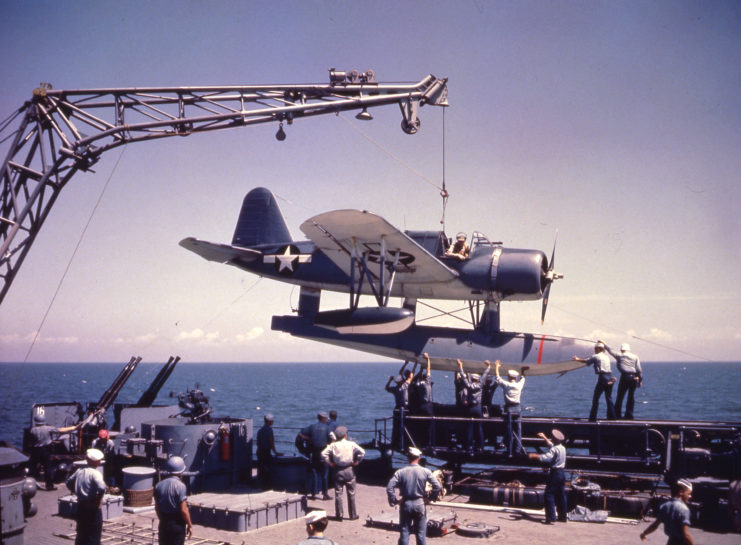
[231,187,292,247]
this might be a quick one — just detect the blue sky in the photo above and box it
[1,1,740,363]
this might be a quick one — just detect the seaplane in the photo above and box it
[180,187,592,376]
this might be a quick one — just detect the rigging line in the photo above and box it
[337,113,442,191]
[20,145,129,365]
[440,106,449,231]
[3,146,128,410]
[550,303,712,362]
[200,276,263,330]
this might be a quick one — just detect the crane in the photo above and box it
[0,69,448,305]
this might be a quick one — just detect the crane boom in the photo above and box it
[0,70,448,304]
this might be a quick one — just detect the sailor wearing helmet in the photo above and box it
[605,342,643,419]
[29,411,79,490]
[65,448,107,545]
[445,232,470,260]
[573,341,617,421]
[154,456,193,545]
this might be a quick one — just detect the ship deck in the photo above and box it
[24,479,739,545]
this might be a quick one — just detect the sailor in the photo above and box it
[445,232,470,260]
[300,412,332,500]
[454,369,469,412]
[573,341,617,421]
[65,448,107,545]
[153,456,193,545]
[91,429,115,484]
[29,412,79,490]
[605,342,643,419]
[481,374,498,417]
[413,354,435,445]
[296,510,339,545]
[386,447,442,545]
[385,369,413,449]
[494,360,526,457]
[457,359,490,452]
[528,429,568,524]
[328,410,339,439]
[640,479,695,545]
[256,413,280,489]
[321,426,365,520]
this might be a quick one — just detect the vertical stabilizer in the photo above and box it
[232,187,292,247]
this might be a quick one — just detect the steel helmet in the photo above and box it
[165,456,186,475]
[33,413,46,424]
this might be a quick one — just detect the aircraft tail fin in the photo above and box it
[232,187,292,247]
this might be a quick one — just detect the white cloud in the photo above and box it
[235,327,264,343]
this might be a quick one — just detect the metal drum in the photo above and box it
[0,447,33,545]
[122,466,155,507]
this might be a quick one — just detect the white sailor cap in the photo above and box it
[551,429,565,443]
[471,373,481,381]
[86,448,104,462]
[305,510,328,524]
[407,447,422,459]
[507,369,519,379]
[595,341,605,350]
[620,343,630,352]
[676,479,693,492]
[264,413,274,422]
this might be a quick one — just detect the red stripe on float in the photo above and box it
[537,335,546,365]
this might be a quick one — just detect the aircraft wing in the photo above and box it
[179,237,261,264]
[300,210,459,284]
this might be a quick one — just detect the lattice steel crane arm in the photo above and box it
[0,71,448,304]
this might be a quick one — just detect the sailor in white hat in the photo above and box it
[297,510,337,545]
[386,447,442,545]
[640,479,694,544]
[528,429,567,524]
[604,341,643,419]
[65,448,107,544]
[573,340,617,421]
[493,360,526,457]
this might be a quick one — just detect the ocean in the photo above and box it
[1,361,740,453]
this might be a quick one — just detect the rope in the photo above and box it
[550,303,712,362]
[337,113,442,192]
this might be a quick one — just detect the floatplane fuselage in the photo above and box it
[180,187,591,376]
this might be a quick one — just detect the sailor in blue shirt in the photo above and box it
[301,412,332,500]
[529,429,568,524]
[386,447,442,545]
[29,412,78,490]
[573,341,617,421]
[256,414,280,489]
[640,479,694,545]
[154,456,192,545]
[65,449,107,545]
[457,359,490,452]
[385,369,413,449]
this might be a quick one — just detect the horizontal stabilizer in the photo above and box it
[179,237,261,264]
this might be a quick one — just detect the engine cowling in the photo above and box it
[459,247,547,300]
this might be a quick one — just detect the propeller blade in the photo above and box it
[549,229,558,270]
[541,283,551,324]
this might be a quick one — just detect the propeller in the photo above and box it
[541,231,563,324]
